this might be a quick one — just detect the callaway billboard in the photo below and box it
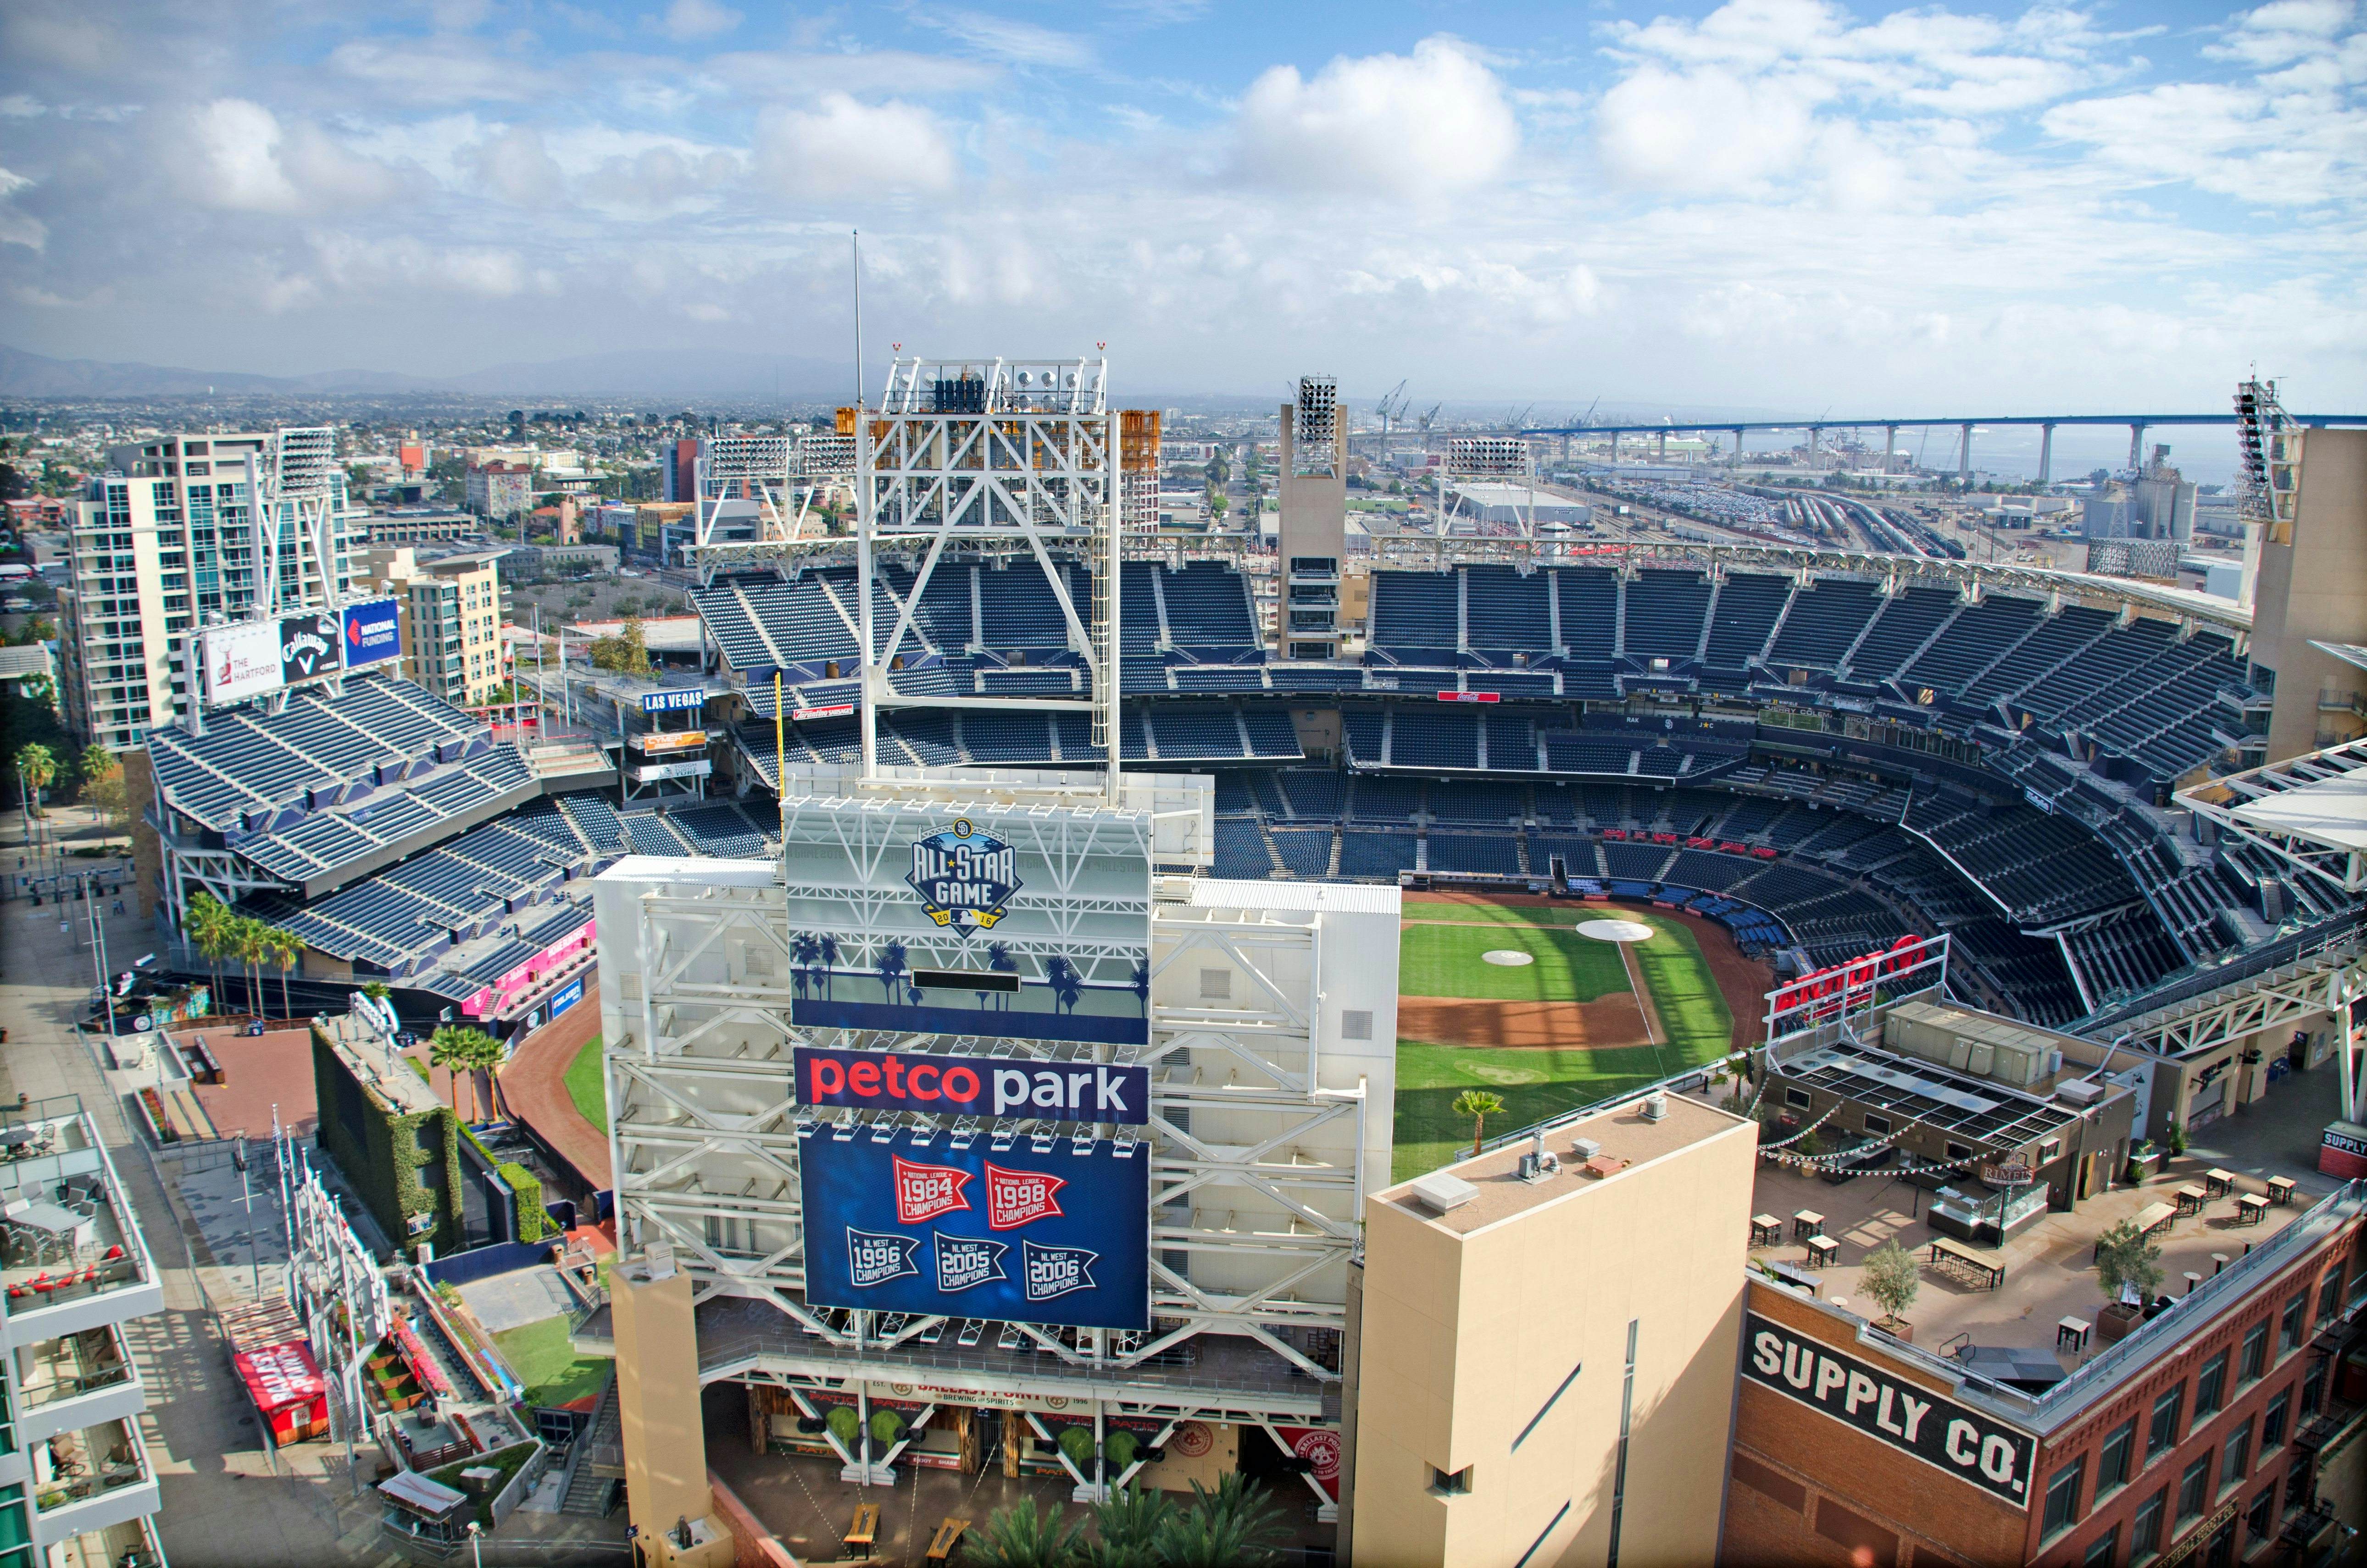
[799,1128,1148,1330]
[279,611,341,684]
[341,597,401,671]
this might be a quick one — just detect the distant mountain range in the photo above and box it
[0,344,862,401]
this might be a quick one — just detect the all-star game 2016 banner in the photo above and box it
[781,808,1154,1049]
[798,1129,1150,1331]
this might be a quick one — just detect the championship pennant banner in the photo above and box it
[799,1130,1149,1330]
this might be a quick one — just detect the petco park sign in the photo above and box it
[795,1045,1150,1126]
[1744,1313,2036,1505]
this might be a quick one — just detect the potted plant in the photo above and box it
[1861,1240,1921,1343]
[2093,1218,2164,1342]
[2124,1139,2162,1184]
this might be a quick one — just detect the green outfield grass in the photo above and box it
[564,1034,607,1135]
[1397,920,1631,1002]
[1392,904,1738,1180]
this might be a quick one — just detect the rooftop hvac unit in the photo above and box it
[1642,1092,1669,1122]
[1408,1172,1478,1215]
[1571,1136,1604,1162]
[2056,1079,2106,1108]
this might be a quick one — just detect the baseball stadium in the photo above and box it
[114,372,2367,1565]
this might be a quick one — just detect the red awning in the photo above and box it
[233,1338,326,1420]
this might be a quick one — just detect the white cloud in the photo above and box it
[1233,37,1518,198]
[0,167,47,250]
[309,232,544,299]
[0,96,45,120]
[1596,65,1821,192]
[659,0,741,42]
[187,99,301,211]
[330,39,545,104]
[753,95,956,197]
[181,100,408,213]
[925,14,1095,69]
[463,126,565,206]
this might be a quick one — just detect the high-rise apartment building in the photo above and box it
[464,461,533,521]
[360,547,510,706]
[0,1095,172,1564]
[57,429,354,749]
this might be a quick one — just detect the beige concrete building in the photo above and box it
[358,546,511,706]
[1346,1093,1757,1568]
[2251,428,2367,759]
[1278,378,1348,659]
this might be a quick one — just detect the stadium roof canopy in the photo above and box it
[2178,736,2367,895]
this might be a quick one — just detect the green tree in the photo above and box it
[589,615,652,675]
[1451,1089,1505,1157]
[2094,1218,2165,1304]
[231,917,271,1018]
[429,1025,481,1117]
[967,1497,1084,1568]
[79,747,126,830]
[13,740,56,818]
[185,892,234,1003]
[267,928,303,1022]
[1860,1240,1921,1328]
[1152,1474,1286,1568]
[1085,1483,1174,1568]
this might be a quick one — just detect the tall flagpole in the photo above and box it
[852,230,865,409]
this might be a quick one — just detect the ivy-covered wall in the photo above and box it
[310,1026,467,1256]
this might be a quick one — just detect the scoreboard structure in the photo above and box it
[595,763,1397,1504]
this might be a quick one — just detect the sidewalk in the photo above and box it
[0,856,397,1565]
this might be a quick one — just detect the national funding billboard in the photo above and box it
[799,1127,1149,1330]
[779,805,1154,1048]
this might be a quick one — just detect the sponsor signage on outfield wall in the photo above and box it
[205,620,284,704]
[795,1045,1150,1126]
[341,597,401,670]
[799,1129,1148,1330]
[640,687,707,713]
[1743,1312,2035,1504]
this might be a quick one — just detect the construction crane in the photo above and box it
[1373,380,1409,438]
[1417,402,1443,452]
[1500,403,1535,431]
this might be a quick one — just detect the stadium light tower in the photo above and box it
[855,354,1123,802]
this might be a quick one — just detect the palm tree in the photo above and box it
[186,893,232,1004]
[965,1497,1083,1568]
[464,1029,508,1122]
[817,934,838,1000]
[428,1026,473,1115]
[1045,956,1081,1016]
[13,742,56,821]
[877,940,907,1003]
[987,941,1014,1011]
[789,933,818,1001]
[1152,1475,1286,1568]
[1452,1089,1506,1157]
[1129,959,1150,1017]
[232,918,269,1018]
[268,928,302,1021]
[1085,1483,1173,1568]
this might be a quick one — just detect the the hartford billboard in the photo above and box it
[799,1128,1149,1330]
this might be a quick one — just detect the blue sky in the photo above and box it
[0,0,2360,413]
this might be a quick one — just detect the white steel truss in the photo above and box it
[2177,737,2367,897]
[691,432,857,556]
[856,356,1122,798]
[242,426,344,619]
[605,877,1372,1429]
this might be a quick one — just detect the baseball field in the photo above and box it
[1392,893,1757,1179]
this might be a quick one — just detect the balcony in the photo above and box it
[29,1418,158,1547]
[0,1101,161,1343]
[15,1325,142,1443]
[43,1507,161,1567]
